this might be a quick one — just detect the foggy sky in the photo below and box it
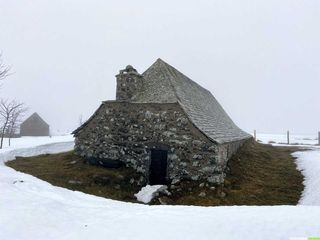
[0,0,319,135]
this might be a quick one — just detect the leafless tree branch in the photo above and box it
[0,53,11,83]
[0,99,27,148]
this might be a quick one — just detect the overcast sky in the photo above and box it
[0,0,319,135]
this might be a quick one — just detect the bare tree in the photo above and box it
[0,100,25,149]
[0,53,11,85]
[7,104,27,146]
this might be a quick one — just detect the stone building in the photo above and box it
[73,59,251,185]
[20,112,50,136]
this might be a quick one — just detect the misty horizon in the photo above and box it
[1,0,319,135]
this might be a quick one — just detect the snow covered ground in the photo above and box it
[256,133,319,146]
[1,135,320,240]
[0,135,74,153]
[294,150,320,206]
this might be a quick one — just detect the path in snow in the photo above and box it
[0,136,320,240]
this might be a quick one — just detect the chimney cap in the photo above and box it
[117,65,141,76]
[125,65,136,72]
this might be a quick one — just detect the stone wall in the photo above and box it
[74,102,246,185]
[116,66,143,101]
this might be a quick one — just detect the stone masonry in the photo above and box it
[74,102,245,185]
[73,59,251,186]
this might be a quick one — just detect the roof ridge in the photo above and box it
[137,59,178,103]
[158,60,182,103]
[156,59,214,96]
[22,112,49,127]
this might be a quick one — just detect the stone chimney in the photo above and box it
[116,65,143,101]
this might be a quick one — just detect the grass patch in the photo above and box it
[170,141,304,206]
[6,151,142,202]
[5,141,304,206]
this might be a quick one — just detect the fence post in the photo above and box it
[287,131,290,145]
[254,130,256,141]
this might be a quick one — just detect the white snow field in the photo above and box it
[256,133,319,146]
[1,135,320,240]
[0,135,74,153]
[294,150,320,206]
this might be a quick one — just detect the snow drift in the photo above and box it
[0,135,320,240]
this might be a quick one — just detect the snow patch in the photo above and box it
[294,150,320,206]
[0,135,74,154]
[135,185,168,203]
[0,141,74,165]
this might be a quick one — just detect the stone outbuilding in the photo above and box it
[73,59,251,185]
[20,112,50,136]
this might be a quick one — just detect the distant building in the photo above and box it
[20,112,50,136]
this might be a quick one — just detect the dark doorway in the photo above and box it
[149,149,168,185]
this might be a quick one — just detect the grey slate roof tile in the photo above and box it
[133,59,251,144]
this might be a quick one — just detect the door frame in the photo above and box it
[147,144,169,185]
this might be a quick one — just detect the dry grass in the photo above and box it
[6,141,304,206]
[6,151,141,202]
[170,141,304,206]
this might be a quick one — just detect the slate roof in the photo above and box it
[21,112,49,127]
[133,59,251,144]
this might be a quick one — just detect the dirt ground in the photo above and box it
[6,141,304,206]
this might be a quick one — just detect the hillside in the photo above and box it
[6,141,303,206]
